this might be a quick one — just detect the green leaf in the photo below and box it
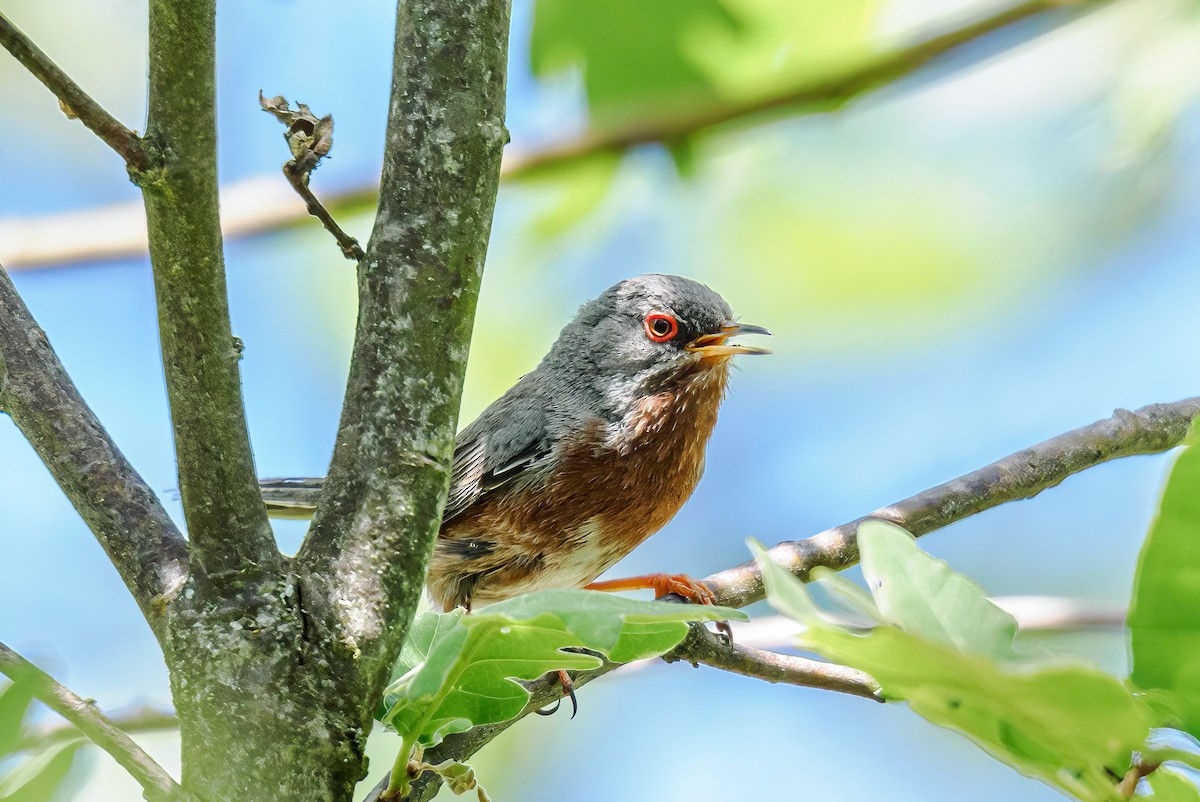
[691,0,879,100]
[858,520,1018,661]
[1144,763,1200,801]
[529,0,885,126]
[752,536,1154,801]
[530,0,738,124]
[1130,439,1200,735]
[0,678,38,757]
[380,590,745,748]
[0,741,81,802]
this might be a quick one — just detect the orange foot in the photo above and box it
[585,573,731,640]
[585,572,717,605]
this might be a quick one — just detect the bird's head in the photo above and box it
[540,274,770,419]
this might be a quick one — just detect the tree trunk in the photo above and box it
[165,575,374,800]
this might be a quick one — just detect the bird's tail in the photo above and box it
[259,477,324,520]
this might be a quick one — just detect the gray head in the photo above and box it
[536,274,770,420]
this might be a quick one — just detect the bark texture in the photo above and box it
[147,0,511,797]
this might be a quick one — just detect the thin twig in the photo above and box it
[283,165,364,261]
[668,626,882,700]
[0,0,1118,271]
[706,398,1200,609]
[379,396,1200,802]
[21,705,178,750]
[993,595,1127,631]
[260,93,364,261]
[0,12,148,170]
[0,642,188,802]
[0,262,188,633]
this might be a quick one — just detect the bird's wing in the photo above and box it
[442,396,553,525]
[261,380,555,525]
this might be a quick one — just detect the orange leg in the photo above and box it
[586,573,731,640]
[585,572,717,605]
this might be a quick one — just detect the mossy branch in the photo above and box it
[142,0,280,582]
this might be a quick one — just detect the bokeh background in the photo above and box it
[2,0,1199,798]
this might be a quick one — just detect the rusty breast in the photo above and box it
[431,359,732,608]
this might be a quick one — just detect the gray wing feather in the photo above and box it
[261,376,555,525]
[442,378,553,524]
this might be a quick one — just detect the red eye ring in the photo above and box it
[644,312,678,343]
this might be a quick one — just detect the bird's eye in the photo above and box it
[644,312,678,343]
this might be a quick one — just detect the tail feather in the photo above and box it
[259,477,324,520]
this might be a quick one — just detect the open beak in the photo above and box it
[686,322,772,358]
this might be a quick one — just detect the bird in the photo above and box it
[260,274,768,694]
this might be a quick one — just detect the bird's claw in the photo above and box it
[534,698,561,717]
[535,669,578,718]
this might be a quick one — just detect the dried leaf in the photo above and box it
[259,90,335,179]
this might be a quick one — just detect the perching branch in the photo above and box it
[141,0,279,582]
[668,626,882,701]
[706,397,1200,609]
[0,642,188,802]
[294,0,511,695]
[0,12,149,171]
[0,0,1121,271]
[385,397,1200,801]
[0,263,187,635]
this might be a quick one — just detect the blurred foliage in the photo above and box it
[529,0,879,126]
[0,678,81,802]
[1141,729,1200,799]
[530,0,740,124]
[691,0,877,100]
[1130,436,1200,736]
[754,523,1163,801]
[1146,764,1200,802]
[1106,5,1200,169]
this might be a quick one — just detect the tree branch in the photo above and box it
[141,0,279,582]
[376,397,1200,801]
[0,0,1121,271]
[667,625,881,700]
[0,12,149,171]
[295,0,511,693]
[707,397,1200,608]
[0,642,188,802]
[22,705,179,750]
[0,263,187,635]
